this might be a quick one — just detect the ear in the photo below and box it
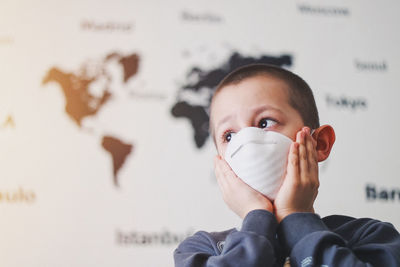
[312,125,335,162]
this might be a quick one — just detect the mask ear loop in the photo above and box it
[310,129,316,140]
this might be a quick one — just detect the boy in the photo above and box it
[174,64,400,267]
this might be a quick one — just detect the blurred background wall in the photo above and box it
[1,1,400,266]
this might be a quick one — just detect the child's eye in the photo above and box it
[258,118,277,129]
[223,131,236,142]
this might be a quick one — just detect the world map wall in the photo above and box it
[1,1,400,267]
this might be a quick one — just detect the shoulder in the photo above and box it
[322,214,396,230]
[322,214,399,243]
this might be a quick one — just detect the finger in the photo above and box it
[306,130,318,166]
[214,173,228,202]
[216,155,241,191]
[214,170,225,194]
[307,127,318,158]
[218,156,237,179]
[305,136,319,190]
[306,128,318,165]
[296,129,302,143]
[299,130,309,181]
[286,142,300,184]
[214,156,229,188]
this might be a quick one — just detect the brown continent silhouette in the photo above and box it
[102,136,133,187]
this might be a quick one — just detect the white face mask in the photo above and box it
[224,127,293,200]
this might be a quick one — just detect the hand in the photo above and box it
[274,127,319,223]
[214,155,273,219]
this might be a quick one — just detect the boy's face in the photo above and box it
[211,75,304,155]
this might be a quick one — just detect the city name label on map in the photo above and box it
[366,184,400,201]
[0,187,36,204]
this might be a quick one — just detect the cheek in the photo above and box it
[288,131,298,141]
[282,127,302,141]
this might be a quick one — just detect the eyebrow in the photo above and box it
[216,105,284,131]
[217,114,235,128]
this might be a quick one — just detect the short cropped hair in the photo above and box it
[210,64,320,137]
